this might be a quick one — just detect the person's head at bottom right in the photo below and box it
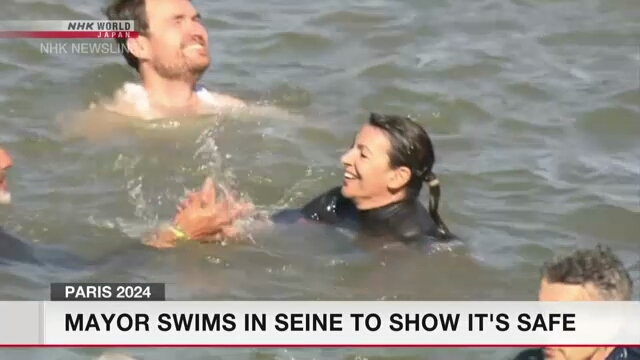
[538,244,635,360]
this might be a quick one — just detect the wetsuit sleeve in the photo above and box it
[511,348,544,360]
[299,186,350,224]
[270,186,353,225]
[269,208,305,224]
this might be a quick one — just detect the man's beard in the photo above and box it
[154,53,210,83]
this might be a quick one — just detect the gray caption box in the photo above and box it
[0,302,41,344]
[50,283,165,301]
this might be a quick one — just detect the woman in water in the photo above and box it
[145,113,455,248]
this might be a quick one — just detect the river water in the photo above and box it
[0,0,638,358]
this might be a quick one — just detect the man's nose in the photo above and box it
[0,147,13,170]
[189,20,208,40]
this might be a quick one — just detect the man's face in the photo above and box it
[142,0,210,81]
[0,147,13,204]
[538,278,600,360]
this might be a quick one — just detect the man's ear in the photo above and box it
[126,36,150,62]
[387,166,412,191]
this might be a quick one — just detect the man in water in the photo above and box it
[103,0,246,119]
[63,0,298,139]
[0,146,45,265]
[515,245,638,360]
[0,146,13,205]
[146,113,456,248]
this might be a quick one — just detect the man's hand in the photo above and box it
[143,177,254,249]
[173,177,254,241]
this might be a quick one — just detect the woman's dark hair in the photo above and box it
[368,112,453,239]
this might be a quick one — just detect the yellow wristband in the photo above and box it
[168,225,189,240]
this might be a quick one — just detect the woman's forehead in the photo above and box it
[355,125,391,153]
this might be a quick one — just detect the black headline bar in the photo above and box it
[50,282,165,301]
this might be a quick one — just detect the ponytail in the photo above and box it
[424,172,454,239]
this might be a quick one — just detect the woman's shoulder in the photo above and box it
[300,186,354,224]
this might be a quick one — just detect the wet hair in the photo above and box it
[103,0,152,71]
[368,112,453,239]
[541,244,633,300]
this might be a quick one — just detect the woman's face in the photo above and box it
[340,125,410,209]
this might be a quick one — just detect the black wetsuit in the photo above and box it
[513,347,640,360]
[0,226,147,271]
[0,226,96,270]
[271,186,453,245]
[0,227,42,266]
[608,348,640,360]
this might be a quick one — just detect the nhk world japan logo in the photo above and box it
[0,20,138,39]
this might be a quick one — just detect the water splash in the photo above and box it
[194,127,225,178]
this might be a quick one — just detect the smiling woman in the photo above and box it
[168,113,457,248]
[275,112,457,245]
